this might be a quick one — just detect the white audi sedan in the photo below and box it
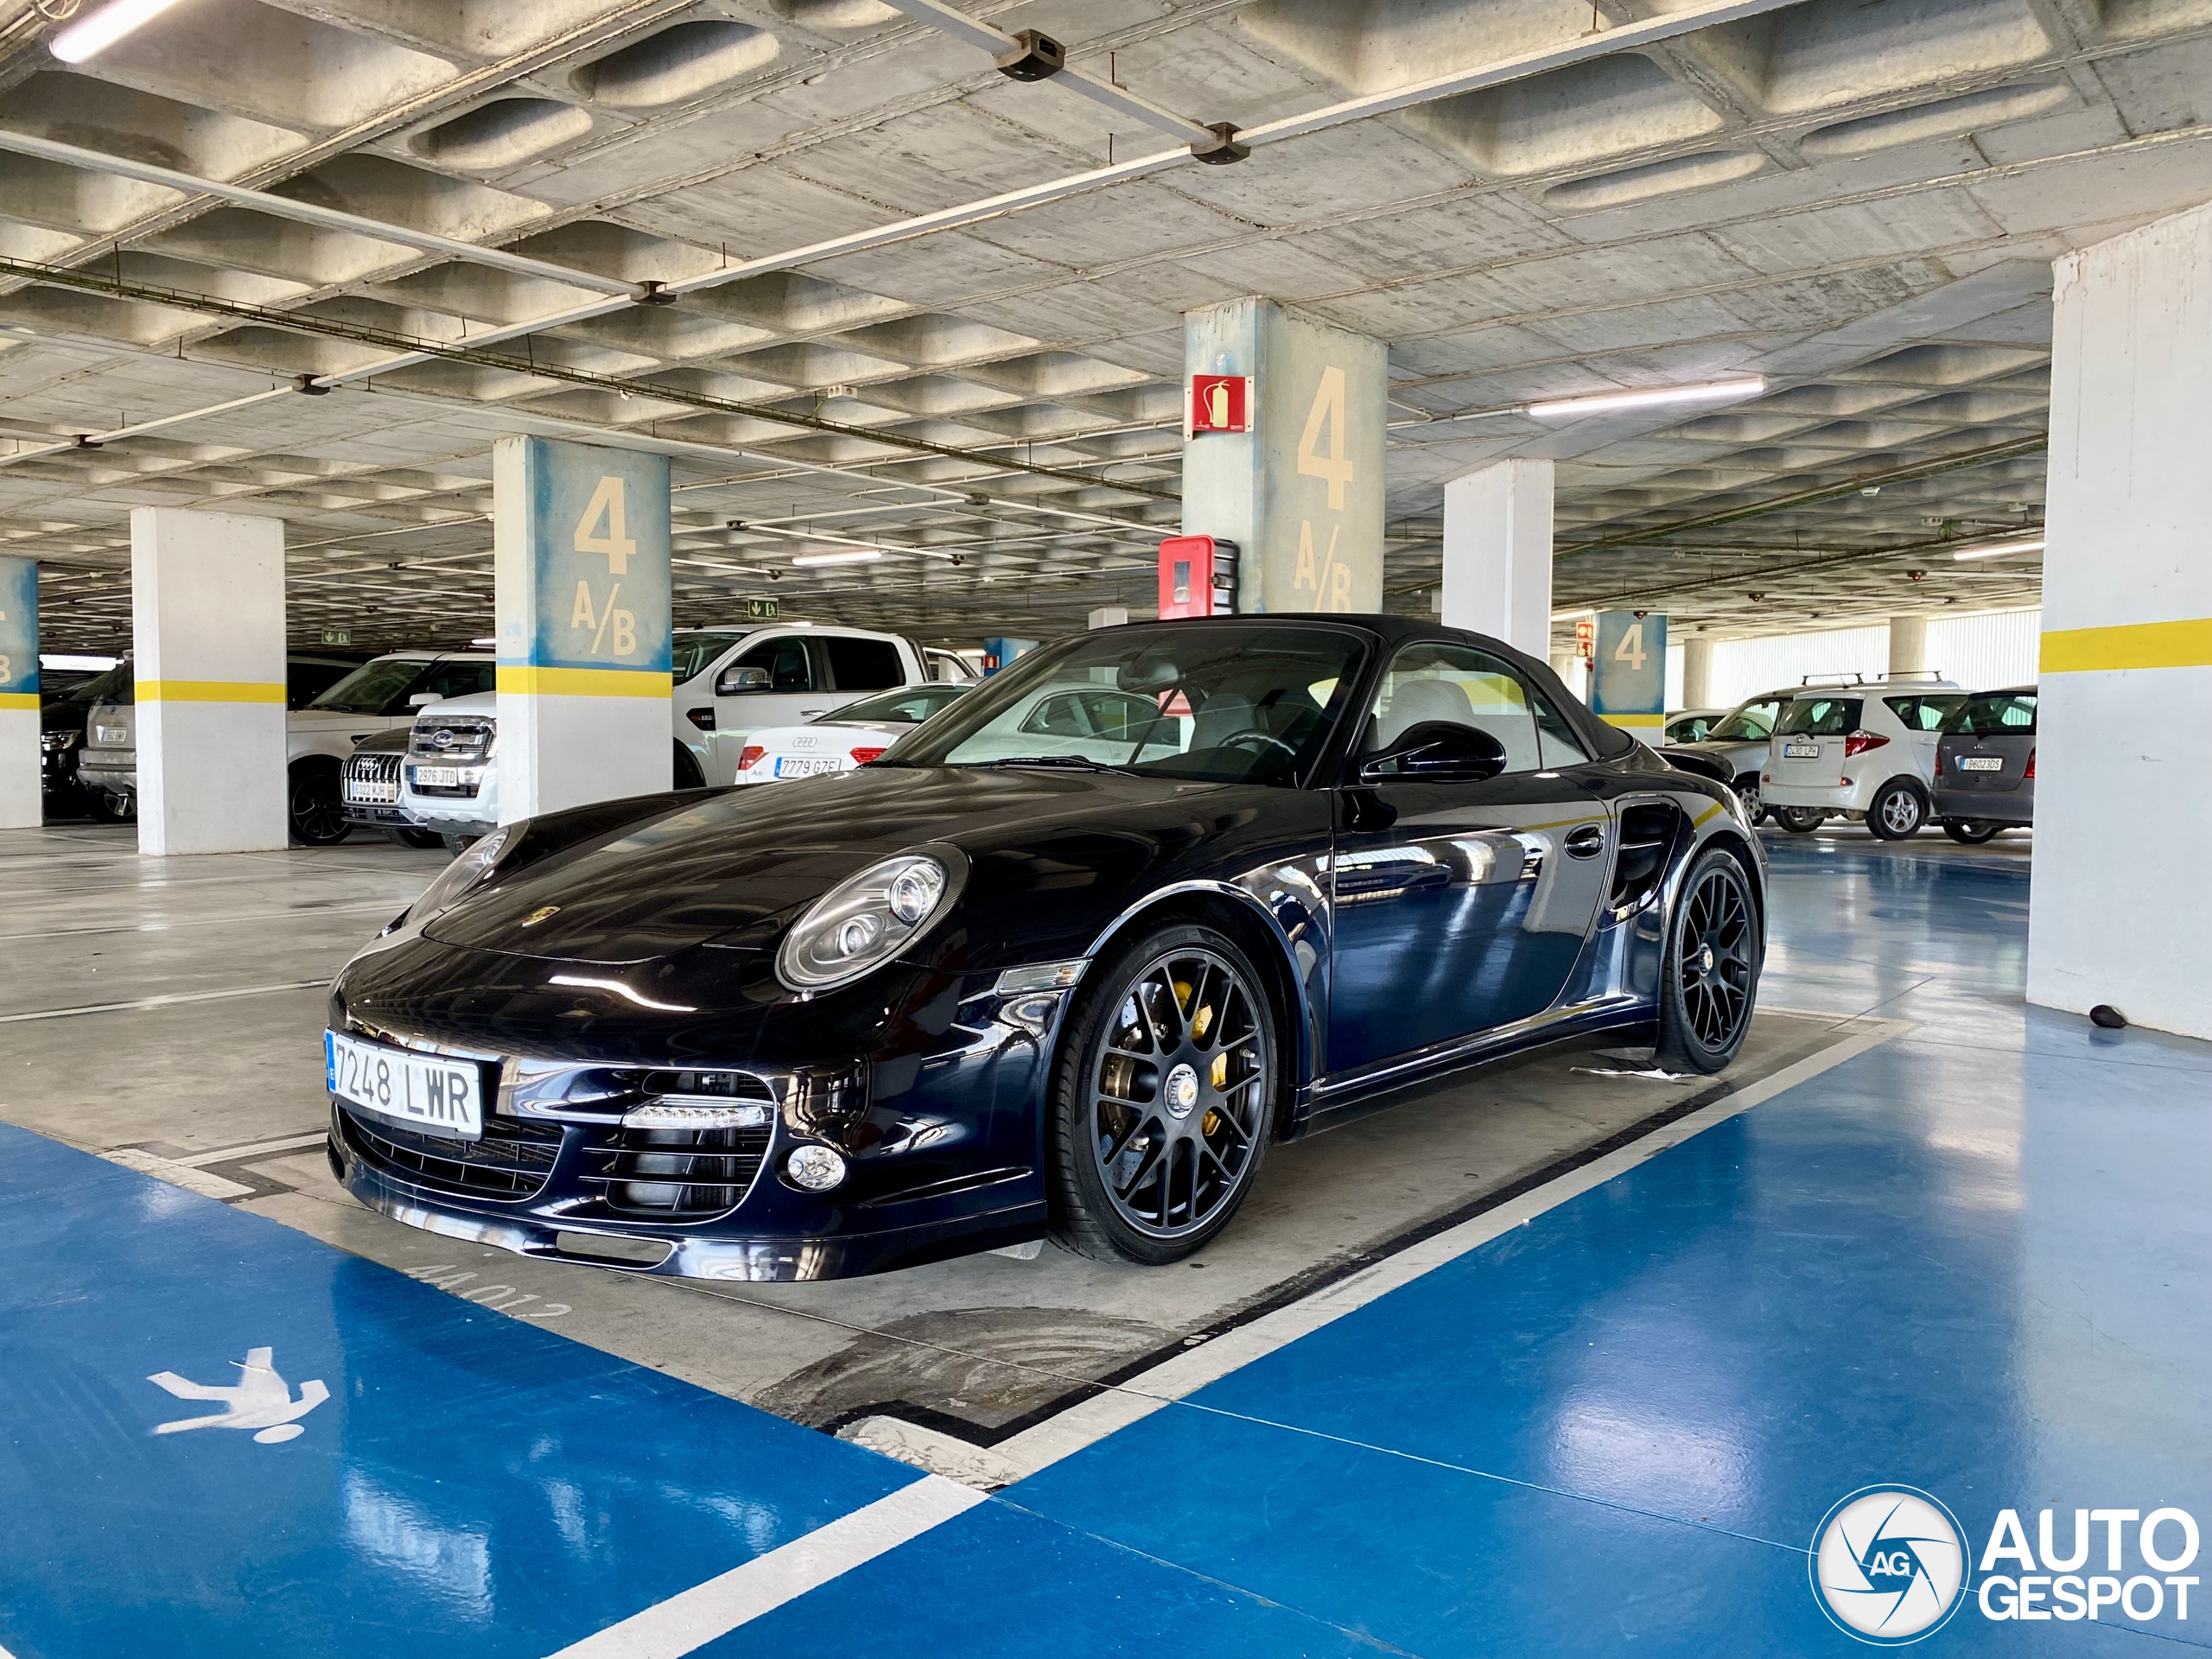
[734,683,973,785]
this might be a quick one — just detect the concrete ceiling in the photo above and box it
[3,0,2209,656]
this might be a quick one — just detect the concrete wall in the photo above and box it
[2029,200,2212,1038]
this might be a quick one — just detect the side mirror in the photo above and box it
[717,664,772,695]
[1359,721,1507,785]
[407,692,442,708]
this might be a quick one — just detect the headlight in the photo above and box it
[407,824,512,923]
[776,850,963,993]
[41,731,78,752]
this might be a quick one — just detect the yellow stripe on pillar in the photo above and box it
[1602,712,1666,729]
[2042,618,2212,674]
[497,666,674,697]
[137,680,286,703]
[0,691,37,711]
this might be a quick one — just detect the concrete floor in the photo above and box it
[8,819,2203,1659]
[1,819,1872,1443]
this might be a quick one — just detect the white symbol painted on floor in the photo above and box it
[148,1345,330,1443]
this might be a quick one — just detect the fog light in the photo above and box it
[785,1144,847,1192]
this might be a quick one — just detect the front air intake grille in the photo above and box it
[346,750,402,794]
[411,718,494,762]
[340,1106,563,1199]
[581,1123,770,1218]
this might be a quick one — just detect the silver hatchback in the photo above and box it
[1933,686,2035,842]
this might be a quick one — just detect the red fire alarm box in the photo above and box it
[1159,536,1239,619]
[1188,375,1251,435]
[1574,617,1596,663]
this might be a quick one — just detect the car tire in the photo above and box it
[673,741,705,791]
[288,760,352,846]
[1655,847,1761,1075]
[1944,820,2001,844]
[1867,779,1927,840]
[1774,806,1825,834]
[1733,776,1765,824]
[441,832,477,857]
[1047,921,1276,1266]
[385,826,444,849]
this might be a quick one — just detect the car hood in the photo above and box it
[421,763,1237,963]
[1675,735,1762,759]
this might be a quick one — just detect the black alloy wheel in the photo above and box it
[1774,806,1826,834]
[289,762,353,846]
[1049,924,1275,1265]
[1944,819,2001,844]
[1656,849,1759,1074]
[1867,779,1926,840]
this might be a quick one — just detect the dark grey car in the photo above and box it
[1934,686,2035,842]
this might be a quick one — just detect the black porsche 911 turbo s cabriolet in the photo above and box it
[325,615,1764,1281]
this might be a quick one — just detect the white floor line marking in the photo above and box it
[177,1132,330,1168]
[0,979,333,1024]
[0,899,399,943]
[98,1148,257,1202]
[989,1014,1913,1478]
[541,1476,987,1659]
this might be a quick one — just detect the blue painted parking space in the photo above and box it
[0,1124,917,1659]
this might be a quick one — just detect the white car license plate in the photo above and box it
[1783,741,1821,759]
[346,779,399,804]
[774,756,842,777]
[95,726,127,745]
[325,1031,483,1139]
[412,765,462,787]
[1960,756,2004,772]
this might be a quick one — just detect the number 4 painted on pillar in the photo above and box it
[575,474,636,575]
[1297,365,1355,510]
[1613,622,1647,672]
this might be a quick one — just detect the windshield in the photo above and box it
[671,630,753,683]
[1709,701,1779,741]
[887,621,1370,788]
[308,657,423,714]
[64,662,129,705]
[823,684,969,726]
[1945,691,2037,735]
[1777,696,1862,737]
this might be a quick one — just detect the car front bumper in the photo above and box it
[325,935,1066,1280]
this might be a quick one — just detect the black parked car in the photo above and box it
[39,658,128,817]
[326,617,1766,1281]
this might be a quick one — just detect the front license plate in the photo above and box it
[1783,741,1821,759]
[95,727,127,745]
[774,756,842,777]
[346,780,399,804]
[326,1031,483,1139]
[1960,756,2004,772]
[412,765,461,787]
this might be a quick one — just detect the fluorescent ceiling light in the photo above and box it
[791,549,883,568]
[1526,378,1766,421]
[50,0,188,61]
[1549,607,1596,622]
[1952,537,2044,562]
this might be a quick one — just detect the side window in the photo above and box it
[1366,642,1542,774]
[1741,701,1778,737]
[825,636,902,691]
[1077,690,1160,742]
[286,659,353,709]
[1885,696,1942,731]
[731,637,813,693]
[1534,691,1592,768]
[1020,693,1090,737]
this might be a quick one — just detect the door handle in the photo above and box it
[800,708,828,717]
[1565,824,1605,859]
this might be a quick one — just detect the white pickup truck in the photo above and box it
[403,622,941,847]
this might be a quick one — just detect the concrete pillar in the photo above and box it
[1441,459,1554,658]
[1888,613,1928,677]
[493,437,672,822]
[0,557,36,828]
[1589,611,1669,743]
[2029,200,2212,1039]
[1681,638,1714,710]
[130,507,288,855]
[1182,298,1385,614]
[1088,607,1128,629]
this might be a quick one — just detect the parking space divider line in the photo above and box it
[539,1476,987,1659]
[0,979,334,1024]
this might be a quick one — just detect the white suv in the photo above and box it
[403,621,928,846]
[1760,676,1967,839]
